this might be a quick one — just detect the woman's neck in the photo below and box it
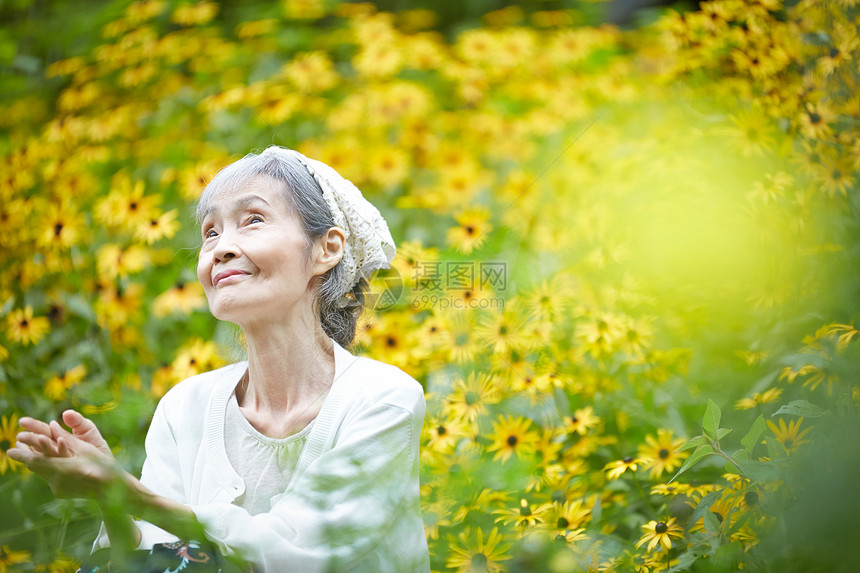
[236,318,336,434]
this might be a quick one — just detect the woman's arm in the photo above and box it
[10,410,204,550]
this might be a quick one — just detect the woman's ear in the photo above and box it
[313,226,346,277]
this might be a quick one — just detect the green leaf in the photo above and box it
[703,509,722,537]
[772,400,826,418]
[734,459,780,482]
[716,427,732,440]
[668,443,714,483]
[590,494,602,525]
[680,435,707,451]
[689,490,721,526]
[713,541,742,568]
[702,399,721,440]
[741,415,766,453]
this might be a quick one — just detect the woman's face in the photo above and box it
[196,176,315,326]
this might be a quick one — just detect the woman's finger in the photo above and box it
[57,436,71,457]
[19,416,54,438]
[62,409,112,455]
[49,420,74,442]
[16,431,59,457]
[7,444,46,468]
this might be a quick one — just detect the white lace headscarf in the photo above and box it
[261,147,397,307]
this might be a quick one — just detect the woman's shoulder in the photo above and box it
[345,353,425,412]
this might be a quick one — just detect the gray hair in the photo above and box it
[194,146,368,349]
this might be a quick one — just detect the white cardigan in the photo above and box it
[92,338,430,572]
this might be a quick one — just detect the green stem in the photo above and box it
[631,471,659,517]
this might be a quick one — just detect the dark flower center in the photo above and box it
[659,448,670,459]
[0,439,10,451]
[830,47,840,58]
[745,491,759,506]
[386,336,397,347]
[808,112,821,124]
[557,517,569,529]
[54,223,64,236]
[436,425,447,436]
[465,225,475,235]
[464,391,480,406]
[471,553,488,567]
[507,435,518,446]
[623,456,634,463]
[20,319,29,327]
[655,522,668,534]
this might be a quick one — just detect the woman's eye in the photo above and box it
[248,216,263,225]
[204,228,217,238]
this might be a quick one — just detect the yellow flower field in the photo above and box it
[1,0,859,571]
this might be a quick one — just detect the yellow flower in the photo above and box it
[564,406,601,436]
[766,417,812,455]
[575,312,626,357]
[135,209,180,244]
[492,497,550,529]
[96,175,159,229]
[445,526,512,573]
[284,0,327,19]
[367,147,410,188]
[423,415,467,455]
[150,364,176,398]
[282,52,338,93]
[455,29,500,67]
[442,309,482,364]
[96,244,150,279]
[0,545,32,571]
[543,499,591,536]
[6,306,51,346]
[651,482,692,497]
[735,387,783,410]
[604,456,642,480]
[171,338,225,381]
[43,365,87,402]
[171,1,218,26]
[0,415,25,475]
[153,281,207,317]
[445,371,499,426]
[717,106,776,157]
[446,206,493,254]
[799,102,837,140]
[635,517,684,552]
[638,429,689,479]
[486,414,540,463]
[475,304,532,355]
[352,43,402,78]
[38,203,85,250]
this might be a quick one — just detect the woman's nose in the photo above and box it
[212,228,240,261]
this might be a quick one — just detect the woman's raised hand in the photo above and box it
[8,411,121,500]
[58,410,113,456]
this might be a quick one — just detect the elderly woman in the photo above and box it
[9,146,430,572]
